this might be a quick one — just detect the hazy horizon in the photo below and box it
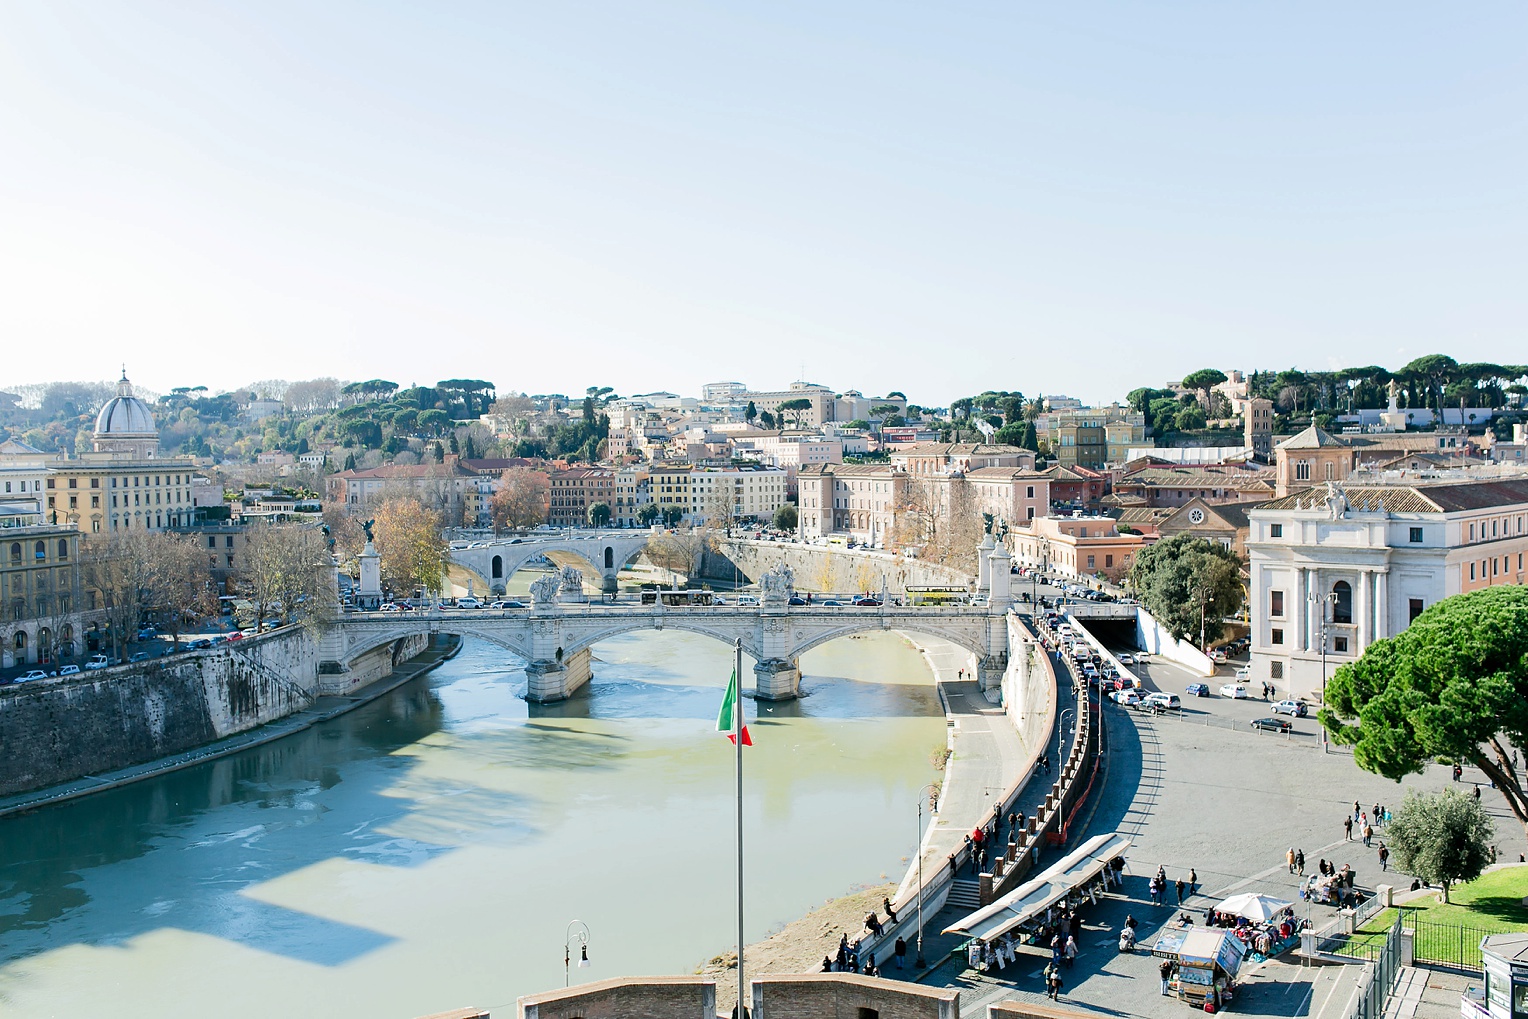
[3,4,1524,405]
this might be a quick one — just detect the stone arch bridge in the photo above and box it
[321,598,1014,703]
[448,532,654,596]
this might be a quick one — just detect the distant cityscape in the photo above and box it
[0,358,1525,702]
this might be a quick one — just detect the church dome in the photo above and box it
[94,372,157,437]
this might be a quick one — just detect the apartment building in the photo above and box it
[1009,515,1147,582]
[1246,478,1528,698]
[0,504,93,666]
[796,463,906,543]
[547,468,615,527]
[889,443,1036,476]
[326,457,477,524]
[688,464,789,525]
[1047,407,1146,469]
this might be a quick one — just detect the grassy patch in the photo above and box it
[1342,867,1528,968]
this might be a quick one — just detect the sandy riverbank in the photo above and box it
[698,882,898,1015]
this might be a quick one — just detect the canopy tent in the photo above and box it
[942,832,1131,942]
[1214,892,1292,923]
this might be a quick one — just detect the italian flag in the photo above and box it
[716,669,753,746]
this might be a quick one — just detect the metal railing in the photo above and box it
[1409,917,1495,973]
[1340,912,1403,1019]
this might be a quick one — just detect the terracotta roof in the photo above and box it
[798,462,903,478]
[1116,506,1173,525]
[963,466,1049,480]
[331,462,474,480]
[891,443,1029,458]
[1259,479,1528,514]
[1275,425,1346,450]
[1117,467,1274,490]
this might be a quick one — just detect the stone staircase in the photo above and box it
[946,878,982,912]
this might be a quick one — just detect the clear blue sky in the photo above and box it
[1,3,1523,406]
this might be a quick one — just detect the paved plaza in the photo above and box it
[901,627,1525,1018]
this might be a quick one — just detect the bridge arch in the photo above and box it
[340,623,533,667]
[786,621,989,663]
[559,618,761,663]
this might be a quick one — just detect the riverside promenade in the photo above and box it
[0,636,461,819]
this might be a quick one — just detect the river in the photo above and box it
[0,628,944,1018]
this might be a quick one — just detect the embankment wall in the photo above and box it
[0,628,426,797]
[699,539,972,594]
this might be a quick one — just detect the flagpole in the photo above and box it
[734,638,746,1019]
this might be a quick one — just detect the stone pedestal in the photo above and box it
[525,648,593,702]
[356,542,383,611]
[753,658,801,701]
[977,533,995,593]
[988,544,1014,612]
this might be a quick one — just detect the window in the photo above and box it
[1086,555,1095,569]
[91,478,98,488]
[226,536,234,548]
[1334,636,1348,654]
[1295,462,1310,481]
[1271,661,1284,679]
[1470,523,1476,540]
[1325,462,1335,481]
[8,543,19,564]
[68,478,77,488]
[91,495,99,508]
[1027,486,1035,498]
[1269,524,1283,538]
[208,536,217,549]
[34,541,45,561]
[1469,562,1476,581]
[1270,591,1284,617]
[57,540,67,559]
[226,555,234,568]
[1332,581,1352,623]
[1409,527,1423,543]
[1271,628,1283,645]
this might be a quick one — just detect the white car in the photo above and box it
[1116,653,1135,666]
[1109,689,1141,706]
[1219,683,1250,699]
[84,655,110,670]
[1209,649,1228,663]
[57,665,81,676]
[17,670,50,682]
[456,597,482,609]
[1272,699,1309,717]
[1142,692,1181,711]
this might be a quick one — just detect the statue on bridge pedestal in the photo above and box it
[759,563,795,607]
[557,565,585,602]
[529,573,559,606]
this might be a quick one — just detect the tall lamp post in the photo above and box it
[564,920,591,987]
[1056,708,1074,767]
[1310,589,1337,755]
[914,782,939,969]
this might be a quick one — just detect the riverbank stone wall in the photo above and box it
[0,626,428,798]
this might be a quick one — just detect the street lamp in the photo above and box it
[564,920,591,986]
[914,782,939,969]
[1056,708,1074,766]
[1310,589,1338,755]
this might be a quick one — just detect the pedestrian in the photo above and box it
[1160,958,1173,995]
[1354,800,1361,818]
[1175,878,1186,904]
[1379,845,1390,872]
[1373,802,1381,824]
[1287,847,1296,874]
[884,897,898,925]
[822,955,833,973]
[1189,868,1198,895]
[1295,849,1305,876]
[1064,934,1078,967]
[1344,816,1353,840]
[1048,967,1064,1000]
[1362,825,1372,848]
[894,936,907,969]
[1453,763,1463,782]
[1474,784,1482,801]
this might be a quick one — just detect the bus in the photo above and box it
[639,589,716,607]
[905,586,969,606]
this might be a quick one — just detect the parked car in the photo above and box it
[737,596,759,607]
[1116,653,1135,666]
[85,655,110,670]
[456,597,482,609]
[136,626,158,640]
[1209,649,1228,663]
[1272,699,1309,717]
[1235,665,1252,681]
[1185,682,1211,697]
[1219,683,1249,699]
[130,651,151,662]
[57,664,81,676]
[188,639,212,650]
[1109,689,1141,706]
[1142,692,1181,711]
[1251,717,1293,733]
[225,631,245,641]
[18,670,50,682]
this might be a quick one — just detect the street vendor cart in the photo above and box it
[1154,926,1245,1010]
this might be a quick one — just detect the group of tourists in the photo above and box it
[1146,864,1198,907]
[1301,859,1363,907]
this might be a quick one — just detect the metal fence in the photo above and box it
[1409,917,1494,973]
[1340,913,1404,1019]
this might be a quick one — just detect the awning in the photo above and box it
[942,832,1131,942]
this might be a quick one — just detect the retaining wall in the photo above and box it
[1134,606,1216,677]
[699,539,972,595]
[0,626,427,798]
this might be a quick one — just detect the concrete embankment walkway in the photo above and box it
[0,636,462,819]
[894,635,1039,907]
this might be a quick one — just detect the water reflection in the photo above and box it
[0,629,944,1016]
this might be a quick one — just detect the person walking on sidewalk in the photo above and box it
[1287,847,1296,873]
[1295,849,1306,876]
[1379,844,1390,872]
[1175,878,1186,904]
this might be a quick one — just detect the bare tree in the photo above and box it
[240,525,334,632]
[642,528,715,584]
[84,532,157,661]
[489,469,549,534]
[285,378,341,415]
[143,533,215,648]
